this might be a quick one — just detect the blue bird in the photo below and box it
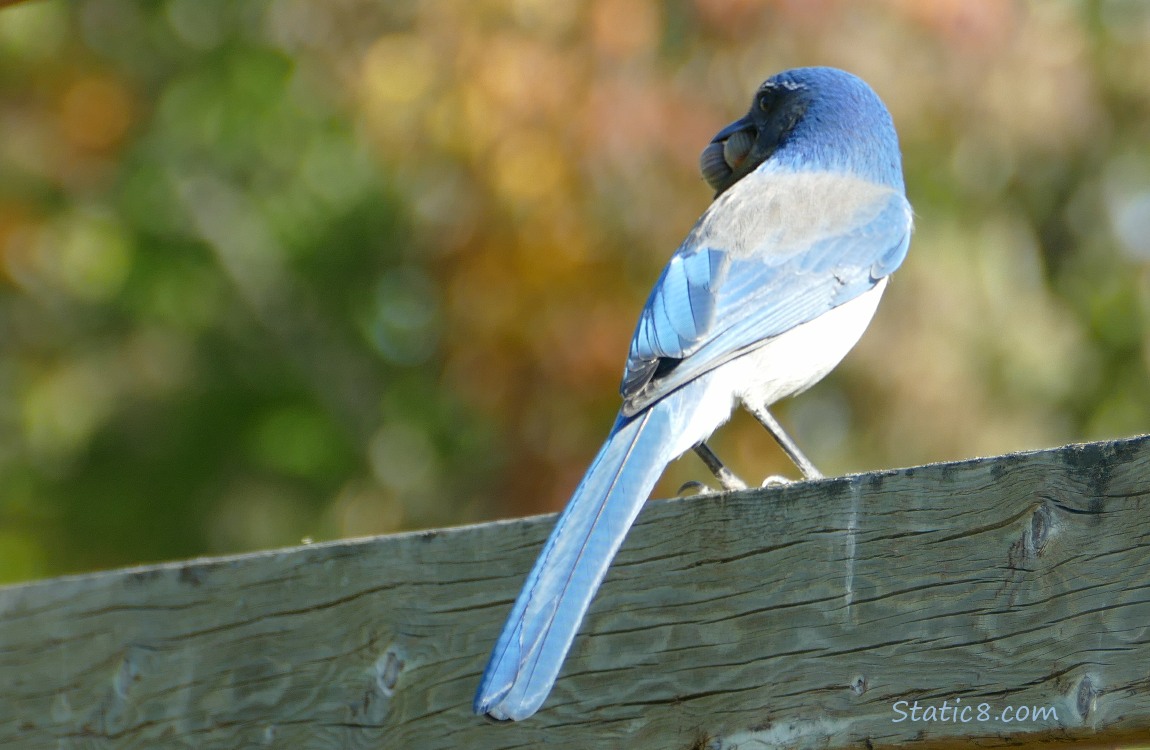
[475,66,912,721]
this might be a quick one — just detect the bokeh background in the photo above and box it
[1,0,1149,583]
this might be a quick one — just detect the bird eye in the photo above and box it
[758,94,771,112]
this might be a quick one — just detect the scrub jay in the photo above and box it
[475,66,912,721]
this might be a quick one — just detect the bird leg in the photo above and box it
[744,402,824,481]
[691,442,748,491]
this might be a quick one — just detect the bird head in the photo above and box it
[700,67,903,198]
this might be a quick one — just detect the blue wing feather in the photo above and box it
[621,168,911,414]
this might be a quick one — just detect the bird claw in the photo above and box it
[760,475,793,487]
[677,480,713,496]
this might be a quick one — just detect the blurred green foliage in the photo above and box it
[1,0,1149,583]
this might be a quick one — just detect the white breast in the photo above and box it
[635,278,889,463]
[728,278,888,409]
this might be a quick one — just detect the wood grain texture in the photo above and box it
[2,435,1150,748]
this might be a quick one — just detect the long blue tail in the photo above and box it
[474,403,677,720]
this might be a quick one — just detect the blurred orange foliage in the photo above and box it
[2,0,1150,581]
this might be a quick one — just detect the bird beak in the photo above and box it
[700,114,758,195]
[709,114,755,145]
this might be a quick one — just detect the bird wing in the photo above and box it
[621,168,912,415]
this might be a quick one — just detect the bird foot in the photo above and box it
[760,475,794,487]
[714,467,748,492]
[677,480,714,496]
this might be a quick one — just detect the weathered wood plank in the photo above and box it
[2,436,1150,748]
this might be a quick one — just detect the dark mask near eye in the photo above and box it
[700,81,810,197]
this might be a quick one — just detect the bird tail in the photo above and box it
[474,404,677,721]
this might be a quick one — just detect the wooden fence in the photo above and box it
[3,435,1150,748]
